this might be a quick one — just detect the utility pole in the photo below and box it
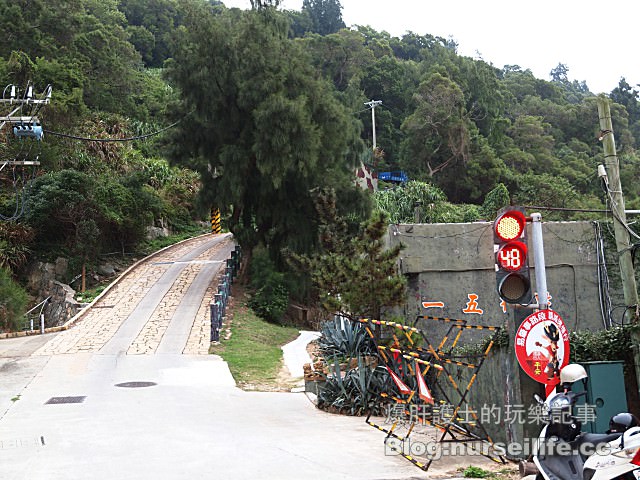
[1,83,49,221]
[1,83,50,142]
[1,83,50,146]
[596,96,640,397]
[0,83,51,127]
[596,97,639,316]
[364,100,382,151]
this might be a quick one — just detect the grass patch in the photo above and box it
[75,285,106,303]
[459,466,518,480]
[463,466,492,478]
[210,300,299,389]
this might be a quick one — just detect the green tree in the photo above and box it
[249,0,282,9]
[549,62,590,102]
[292,190,406,320]
[119,0,179,67]
[611,78,640,142]
[506,114,557,175]
[165,4,365,260]
[401,73,472,178]
[24,169,163,256]
[611,78,640,121]
[480,183,510,220]
[301,0,345,35]
[247,247,290,323]
[511,173,580,213]
[360,56,418,167]
[302,29,375,91]
[0,0,142,114]
[455,57,507,142]
[549,63,570,84]
[25,170,102,248]
[283,9,313,38]
[390,32,453,62]
[501,66,539,103]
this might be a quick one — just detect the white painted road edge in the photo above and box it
[281,330,321,378]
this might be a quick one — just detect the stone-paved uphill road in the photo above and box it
[33,233,234,356]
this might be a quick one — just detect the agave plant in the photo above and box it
[318,317,375,358]
[317,354,389,416]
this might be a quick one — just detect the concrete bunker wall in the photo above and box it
[387,221,603,335]
[384,221,605,449]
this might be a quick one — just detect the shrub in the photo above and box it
[247,248,289,324]
[248,283,289,324]
[570,325,636,378]
[0,222,35,273]
[0,268,28,332]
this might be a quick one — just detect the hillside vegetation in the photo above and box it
[1,0,639,329]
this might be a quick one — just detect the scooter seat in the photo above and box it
[575,432,621,448]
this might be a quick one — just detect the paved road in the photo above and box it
[32,233,234,356]
[0,233,490,479]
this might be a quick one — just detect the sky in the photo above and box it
[222,0,640,94]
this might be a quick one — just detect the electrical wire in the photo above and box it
[0,155,36,221]
[393,223,491,240]
[593,221,614,328]
[353,106,373,115]
[606,188,640,240]
[599,171,640,240]
[42,117,185,143]
[522,205,611,214]
[610,304,639,326]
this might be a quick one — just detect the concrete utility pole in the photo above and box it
[364,100,382,151]
[596,96,640,396]
[597,97,639,317]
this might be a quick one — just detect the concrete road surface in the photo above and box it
[0,234,499,479]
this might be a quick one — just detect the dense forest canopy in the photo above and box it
[1,0,640,322]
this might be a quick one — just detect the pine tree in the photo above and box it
[165,5,363,259]
[292,190,406,321]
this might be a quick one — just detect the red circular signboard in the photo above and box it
[514,309,570,385]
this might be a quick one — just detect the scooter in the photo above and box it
[582,426,640,480]
[525,364,640,480]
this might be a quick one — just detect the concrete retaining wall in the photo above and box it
[386,221,604,337]
[385,221,606,453]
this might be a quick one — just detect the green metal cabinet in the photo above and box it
[573,361,628,433]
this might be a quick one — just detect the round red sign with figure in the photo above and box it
[514,309,570,385]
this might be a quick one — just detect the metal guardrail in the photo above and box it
[210,245,241,342]
[22,296,51,333]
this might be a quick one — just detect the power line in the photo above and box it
[522,205,610,213]
[43,117,185,143]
